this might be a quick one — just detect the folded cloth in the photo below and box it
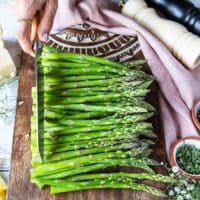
[51,0,200,159]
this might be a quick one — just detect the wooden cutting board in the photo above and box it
[7,24,167,200]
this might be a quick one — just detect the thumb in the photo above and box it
[37,0,58,42]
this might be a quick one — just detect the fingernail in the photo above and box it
[42,33,49,42]
[31,53,36,57]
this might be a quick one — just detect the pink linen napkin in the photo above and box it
[51,0,200,159]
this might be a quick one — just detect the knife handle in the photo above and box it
[146,0,200,36]
[31,14,39,42]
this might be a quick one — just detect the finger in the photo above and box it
[37,0,58,42]
[17,22,35,57]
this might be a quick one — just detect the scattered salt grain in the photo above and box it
[18,101,24,106]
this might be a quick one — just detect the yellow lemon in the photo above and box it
[0,176,6,200]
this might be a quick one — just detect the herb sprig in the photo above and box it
[168,167,200,200]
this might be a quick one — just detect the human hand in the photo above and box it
[9,0,58,57]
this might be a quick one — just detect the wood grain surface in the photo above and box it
[7,52,167,200]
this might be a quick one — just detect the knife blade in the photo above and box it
[34,42,42,162]
[32,16,43,162]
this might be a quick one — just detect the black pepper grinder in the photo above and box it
[145,0,200,36]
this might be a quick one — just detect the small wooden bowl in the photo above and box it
[170,136,200,180]
[191,99,200,130]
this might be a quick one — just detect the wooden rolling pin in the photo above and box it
[122,0,200,69]
[146,0,200,36]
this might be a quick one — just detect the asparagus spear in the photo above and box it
[41,45,147,69]
[42,80,146,92]
[41,52,125,68]
[42,122,152,137]
[42,143,150,162]
[38,158,158,180]
[44,109,108,120]
[44,92,151,105]
[42,81,151,95]
[31,176,169,197]
[42,125,154,141]
[31,149,152,177]
[44,103,152,114]
[31,157,158,179]
[49,114,152,127]
[60,172,175,183]
[43,73,147,83]
[49,179,167,197]
[43,122,153,136]
[41,139,153,155]
[43,139,154,157]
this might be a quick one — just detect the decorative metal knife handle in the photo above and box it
[146,0,200,36]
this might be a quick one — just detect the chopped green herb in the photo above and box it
[176,144,200,175]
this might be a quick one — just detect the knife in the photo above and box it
[32,16,43,162]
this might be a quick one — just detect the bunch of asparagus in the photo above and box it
[31,45,175,197]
